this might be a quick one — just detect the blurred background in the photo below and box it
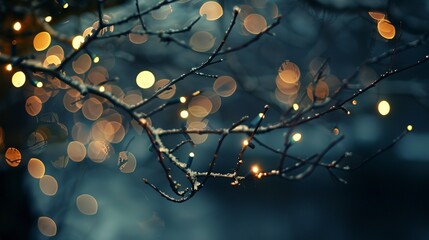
[1,0,429,239]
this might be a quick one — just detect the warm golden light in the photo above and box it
[63,2,69,9]
[352,99,357,105]
[33,32,51,51]
[180,96,187,103]
[72,35,84,50]
[25,96,43,116]
[377,19,396,40]
[93,56,100,63]
[45,16,52,22]
[5,147,21,167]
[99,86,105,92]
[5,64,12,71]
[39,175,58,196]
[76,194,98,215]
[189,152,195,158]
[180,110,189,119]
[407,125,413,132]
[292,132,302,142]
[243,139,249,146]
[292,103,299,111]
[28,158,45,179]
[13,21,21,31]
[377,100,390,116]
[244,14,267,34]
[199,1,223,21]
[136,70,155,89]
[278,60,300,84]
[67,141,86,162]
[333,127,340,136]
[251,165,260,174]
[213,76,237,97]
[368,11,385,21]
[12,71,26,88]
[38,216,57,237]
[189,31,215,52]
[36,81,43,88]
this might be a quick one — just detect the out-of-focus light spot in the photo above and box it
[39,175,58,196]
[243,139,249,146]
[368,11,385,20]
[45,16,52,23]
[67,141,86,162]
[26,96,43,116]
[82,98,103,121]
[377,19,395,39]
[99,86,105,92]
[33,32,51,51]
[5,147,21,167]
[352,99,357,105]
[213,76,237,97]
[278,60,300,84]
[72,53,91,74]
[13,22,21,31]
[72,35,84,50]
[136,70,155,89]
[407,125,413,132]
[6,64,12,71]
[38,216,57,237]
[154,79,176,99]
[377,100,390,116]
[180,110,189,119]
[76,194,98,215]
[292,103,299,111]
[63,2,69,9]
[151,5,172,20]
[12,71,26,88]
[333,127,340,136]
[180,96,187,103]
[292,132,302,142]
[93,56,100,63]
[251,164,260,174]
[244,14,267,34]
[199,1,223,21]
[189,31,215,52]
[118,151,137,173]
[28,158,45,179]
[36,81,43,88]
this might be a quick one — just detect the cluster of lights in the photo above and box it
[251,164,264,179]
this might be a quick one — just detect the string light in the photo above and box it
[251,165,260,174]
[242,139,255,149]
[407,125,413,132]
[13,22,21,31]
[180,110,189,119]
[292,103,299,111]
[180,96,187,103]
[36,81,43,88]
[72,35,84,50]
[186,152,195,168]
[12,71,26,88]
[5,64,12,71]
[377,100,390,116]
[99,86,105,92]
[292,132,302,142]
[45,16,52,23]
[352,99,357,105]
